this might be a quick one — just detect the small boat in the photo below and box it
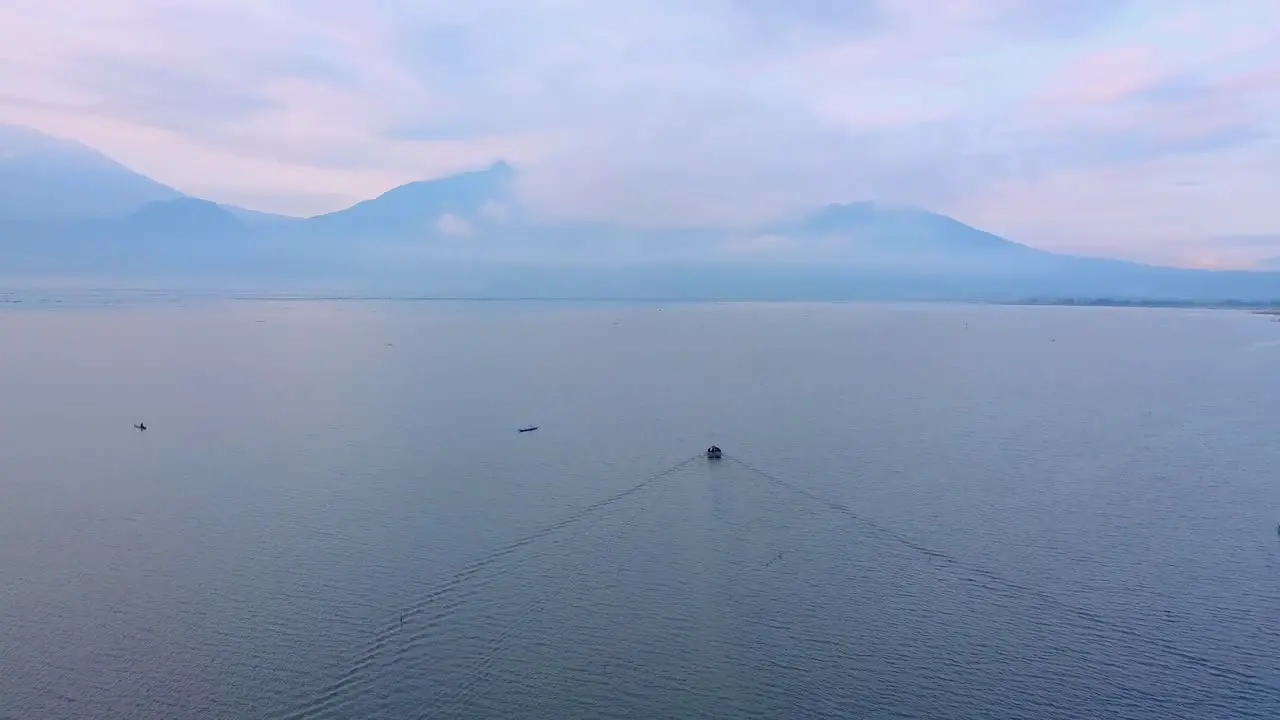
[134,423,146,431]
[518,426,538,433]
[705,445,722,459]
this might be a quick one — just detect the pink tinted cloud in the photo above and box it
[1222,65,1280,95]
[1038,46,1164,105]
[0,0,1276,256]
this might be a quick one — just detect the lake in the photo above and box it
[1,299,1278,719]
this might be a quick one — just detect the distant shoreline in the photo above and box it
[3,289,1280,312]
[995,298,1280,312]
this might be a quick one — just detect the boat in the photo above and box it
[705,445,722,459]
[518,426,538,433]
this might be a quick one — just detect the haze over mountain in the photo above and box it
[0,125,294,224]
[2,126,1279,303]
[302,162,515,238]
[0,125,182,221]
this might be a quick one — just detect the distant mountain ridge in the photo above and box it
[0,125,182,220]
[779,202,1041,255]
[302,161,515,238]
[2,124,1279,303]
[0,124,288,223]
[124,197,245,236]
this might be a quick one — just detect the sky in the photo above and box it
[0,0,1277,267]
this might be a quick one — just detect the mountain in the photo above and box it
[1,126,1279,302]
[303,161,515,239]
[758,202,1061,272]
[222,205,301,225]
[783,202,1030,252]
[123,197,245,236]
[0,125,299,224]
[256,190,1280,302]
[0,125,182,220]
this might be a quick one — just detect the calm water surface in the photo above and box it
[1,300,1278,718]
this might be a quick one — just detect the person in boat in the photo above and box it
[135,422,146,431]
[706,445,722,458]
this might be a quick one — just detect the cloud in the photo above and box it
[0,0,1276,265]
[434,213,472,237]
[1214,233,1280,248]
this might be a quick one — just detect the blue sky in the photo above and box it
[0,0,1277,267]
